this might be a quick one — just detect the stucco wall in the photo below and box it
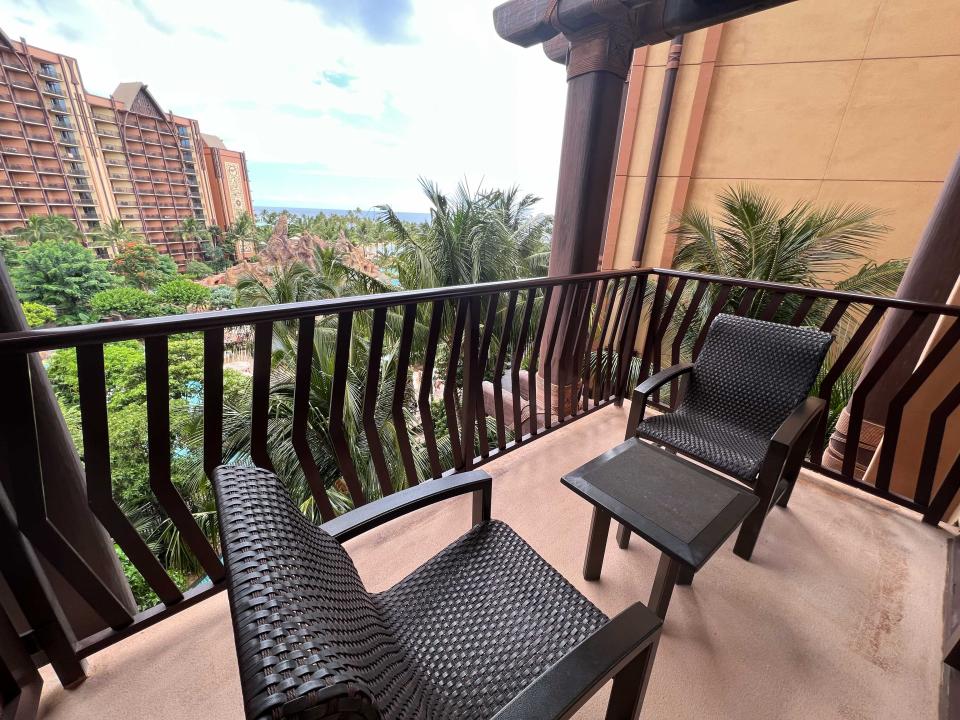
[603,0,960,271]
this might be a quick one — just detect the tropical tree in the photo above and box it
[12,238,114,324]
[618,185,909,418]
[378,178,552,290]
[111,241,178,289]
[177,216,211,262]
[92,218,141,256]
[7,215,83,245]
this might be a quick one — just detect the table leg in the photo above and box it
[583,506,611,581]
[649,553,681,620]
[677,564,695,586]
[616,523,631,549]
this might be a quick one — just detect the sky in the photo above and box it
[2,0,568,213]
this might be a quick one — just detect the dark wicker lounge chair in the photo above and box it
[212,465,662,720]
[623,313,832,562]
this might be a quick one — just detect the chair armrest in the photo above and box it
[491,602,662,720]
[320,470,492,543]
[770,396,826,451]
[634,362,694,398]
[625,363,694,440]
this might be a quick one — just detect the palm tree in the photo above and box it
[91,218,141,256]
[8,214,83,245]
[670,185,906,327]
[177,216,210,262]
[377,178,552,290]
[618,185,909,415]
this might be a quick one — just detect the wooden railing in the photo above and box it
[0,267,959,688]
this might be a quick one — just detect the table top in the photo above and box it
[562,438,759,569]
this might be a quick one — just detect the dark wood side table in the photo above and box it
[562,438,759,620]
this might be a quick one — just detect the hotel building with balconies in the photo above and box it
[0,28,253,265]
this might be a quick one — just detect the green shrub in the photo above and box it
[156,279,211,310]
[21,301,56,327]
[185,260,214,279]
[91,287,162,320]
[209,285,236,310]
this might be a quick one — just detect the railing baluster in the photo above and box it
[528,286,553,438]
[292,316,336,521]
[841,311,927,479]
[444,299,467,469]
[595,278,620,405]
[915,380,960,509]
[733,286,758,316]
[145,336,225,583]
[475,294,499,456]
[810,305,886,463]
[639,275,668,381]
[583,279,609,411]
[924,446,960,525]
[77,344,182,605]
[574,280,600,416]
[363,308,393,497]
[330,312,367,506]
[757,291,786,322]
[418,301,445,479]
[615,274,648,402]
[543,283,571,429]
[511,288,536,443]
[819,300,850,335]
[604,279,634,402]
[691,283,732,359]
[460,296,482,468]
[392,303,420,487]
[789,295,816,326]
[202,329,224,479]
[250,322,274,471]
[875,319,960,495]
[650,277,687,404]
[492,291,518,450]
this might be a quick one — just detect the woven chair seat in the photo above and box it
[376,520,608,719]
[639,411,769,482]
[213,465,609,720]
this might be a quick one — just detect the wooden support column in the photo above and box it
[542,14,634,413]
[824,151,960,477]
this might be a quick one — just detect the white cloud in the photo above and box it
[2,0,568,213]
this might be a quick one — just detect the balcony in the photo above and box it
[37,65,60,80]
[1,269,959,720]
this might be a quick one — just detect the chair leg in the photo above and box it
[734,449,786,562]
[616,523,631,549]
[605,641,659,720]
[776,422,817,509]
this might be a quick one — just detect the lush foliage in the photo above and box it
[21,300,56,328]
[156,278,212,310]
[378,179,551,288]
[209,285,236,310]
[185,260,214,279]
[92,219,142,255]
[91,286,164,320]
[12,238,114,324]
[111,241,178,290]
[8,215,83,245]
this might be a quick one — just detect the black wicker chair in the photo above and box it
[212,465,662,720]
[623,313,832,562]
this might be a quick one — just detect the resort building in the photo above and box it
[601,0,960,271]
[0,28,253,265]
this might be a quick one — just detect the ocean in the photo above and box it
[254,206,430,224]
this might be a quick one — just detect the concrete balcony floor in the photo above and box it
[38,403,952,719]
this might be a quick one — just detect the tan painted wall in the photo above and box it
[604,0,960,271]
